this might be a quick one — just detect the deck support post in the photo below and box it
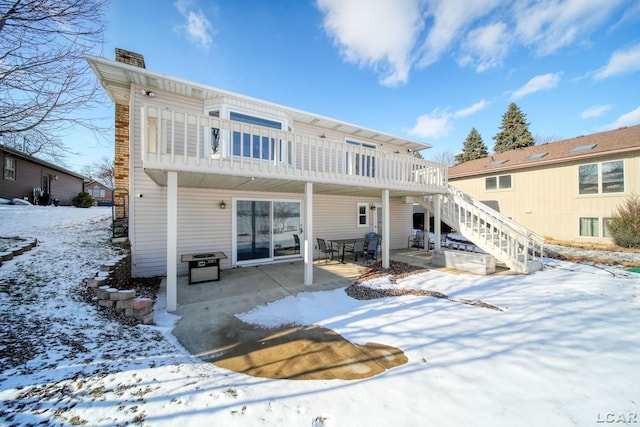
[167,171,178,312]
[434,195,442,250]
[304,182,313,285]
[382,189,390,269]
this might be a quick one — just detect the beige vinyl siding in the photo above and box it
[132,186,412,277]
[450,152,638,243]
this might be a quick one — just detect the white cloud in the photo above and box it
[594,43,640,80]
[409,100,488,139]
[458,22,509,72]
[417,0,501,68]
[512,72,562,99]
[409,109,452,139]
[316,0,629,85]
[513,0,624,55]
[602,106,640,130]
[454,99,489,118]
[317,0,423,86]
[581,104,612,119]
[175,0,213,50]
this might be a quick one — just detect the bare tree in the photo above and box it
[534,133,562,145]
[81,155,114,187]
[430,149,456,167]
[94,156,114,188]
[0,0,108,163]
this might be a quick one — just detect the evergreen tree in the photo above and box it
[455,127,488,164]
[492,103,535,153]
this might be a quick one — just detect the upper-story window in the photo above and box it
[578,160,624,194]
[346,139,376,177]
[229,112,283,161]
[230,112,282,129]
[485,174,511,190]
[3,157,16,180]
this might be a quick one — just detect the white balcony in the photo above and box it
[140,105,448,197]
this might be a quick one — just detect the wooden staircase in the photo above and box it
[419,185,544,274]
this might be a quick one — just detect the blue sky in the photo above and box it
[68,0,640,171]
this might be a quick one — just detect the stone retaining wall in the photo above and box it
[0,237,38,266]
[85,252,154,325]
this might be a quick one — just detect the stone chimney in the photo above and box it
[115,48,146,69]
[113,49,146,228]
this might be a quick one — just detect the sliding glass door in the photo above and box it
[236,201,271,261]
[236,199,302,263]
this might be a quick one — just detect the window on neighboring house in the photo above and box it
[499,175,511,189]
[579,217,599,237]
[485,174,511,190]
[357,202,369,227]
[603,218,613,238]
[485,177,497,190]
[578,164,598,194]
[4,157,16,180]
[346,139,376,177]
[602,160,624,193]
[88,186,106,198]
[579,161,624,194]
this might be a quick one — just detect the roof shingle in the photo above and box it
[448,124,640,178]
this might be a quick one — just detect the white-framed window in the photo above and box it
[204,104,292,162]
[485,174,511,190]
[357,202,369,227]
[578,160,624,195]
[3,157,16,180]
[579,217,599,237]
[345,139,376,177]
[603,218,613,238]
[89,186,106,198]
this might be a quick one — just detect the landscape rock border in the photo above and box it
[84,252,156,325]
[0,236,38,267]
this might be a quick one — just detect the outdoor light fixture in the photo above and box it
[141,89,155,97]
[370,205,376,211]
[219,201,226,209]
[319,133,326,139]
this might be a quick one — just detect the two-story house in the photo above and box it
[87,49,543,311]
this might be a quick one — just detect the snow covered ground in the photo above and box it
[1,205,639,426]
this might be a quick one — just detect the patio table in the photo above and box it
[330,238,360,263]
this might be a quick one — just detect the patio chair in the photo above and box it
[317,238,337,263]
[364,237,380,265]
[347,238,366,264]
[293,234,300,254]
[408,230,424,249]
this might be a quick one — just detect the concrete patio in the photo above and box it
[171,249,433,360]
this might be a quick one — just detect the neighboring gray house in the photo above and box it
[1,145,85,206]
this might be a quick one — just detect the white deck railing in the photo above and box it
[140,105,448,193]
